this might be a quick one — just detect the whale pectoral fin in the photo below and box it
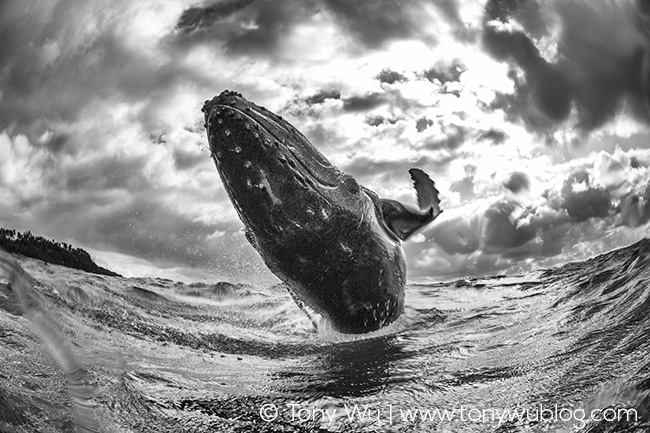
[380,169,442,241]
[409,168,441,213]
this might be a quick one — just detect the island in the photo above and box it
[0,227,121,277]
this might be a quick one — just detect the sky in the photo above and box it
[1,0,649,284]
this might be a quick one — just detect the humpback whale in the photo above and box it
[203,90,442,333]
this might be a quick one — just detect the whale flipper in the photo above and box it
[409,168,441,213]
[380,168,442,241]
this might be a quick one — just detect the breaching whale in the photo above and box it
[202,90,442,333]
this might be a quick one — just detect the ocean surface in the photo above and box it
[1,239,649,433]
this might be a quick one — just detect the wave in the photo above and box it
[0,239,649,432]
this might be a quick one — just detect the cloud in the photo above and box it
[176,0,256,31]
[173,147,206,171]
[173,0,317,58]
[305,89,342,106]
[482,0,650,136]
[421,59,465,84]
[477,128,507,145]
[617,191,650,227]
[62,154,152,193]
[482,201,537,253]
[482,26,571,128]
[376,68,408,85]
[365,115,400,127]
[560,171,612,221]
[406,148,650,279]
[415,117,434,133]
[342,92,388,112]
[0,1,213,146]
[503,172,530,193]
[322,0,435,48]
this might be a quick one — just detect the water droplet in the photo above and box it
[217,118,223,124]
[234,146,242,153]
[225,130,231,137]
[244,161,252,168]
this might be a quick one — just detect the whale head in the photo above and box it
[202,90,369,242]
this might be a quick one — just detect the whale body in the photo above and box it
[203,90,442,333]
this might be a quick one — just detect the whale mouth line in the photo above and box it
[214,103,340,189]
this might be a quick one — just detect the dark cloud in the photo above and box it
[560,171,612,222]
[342,92,388,112]
[365,115,400,127]
[616,179,650,227]
[428,200,538,258]
[322,0,435,48]
[225,1,313,55]
[415,117,434,132]
[503,172,530,193]
[173,0,316,57]
[421,59,465,84]
[366,116,386,127]
[173,148,207,171]
[89,196,221,266]
[482,201,536,253]
[305,89,341,105]
[429,217,481,255]
[61,154,152,193]
[477,128,507,145]
[432,0,464,29]
[376,68,407,84]
[43,133,69,154]
[36,192,260,276]
[482,0,650,135]
[483,25,571,125]
[0,6,213,147]
[177,0,256,31]
[618,193,650,228]
[484,0,548,39]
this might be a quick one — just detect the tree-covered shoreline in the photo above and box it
[0,227,120,277]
